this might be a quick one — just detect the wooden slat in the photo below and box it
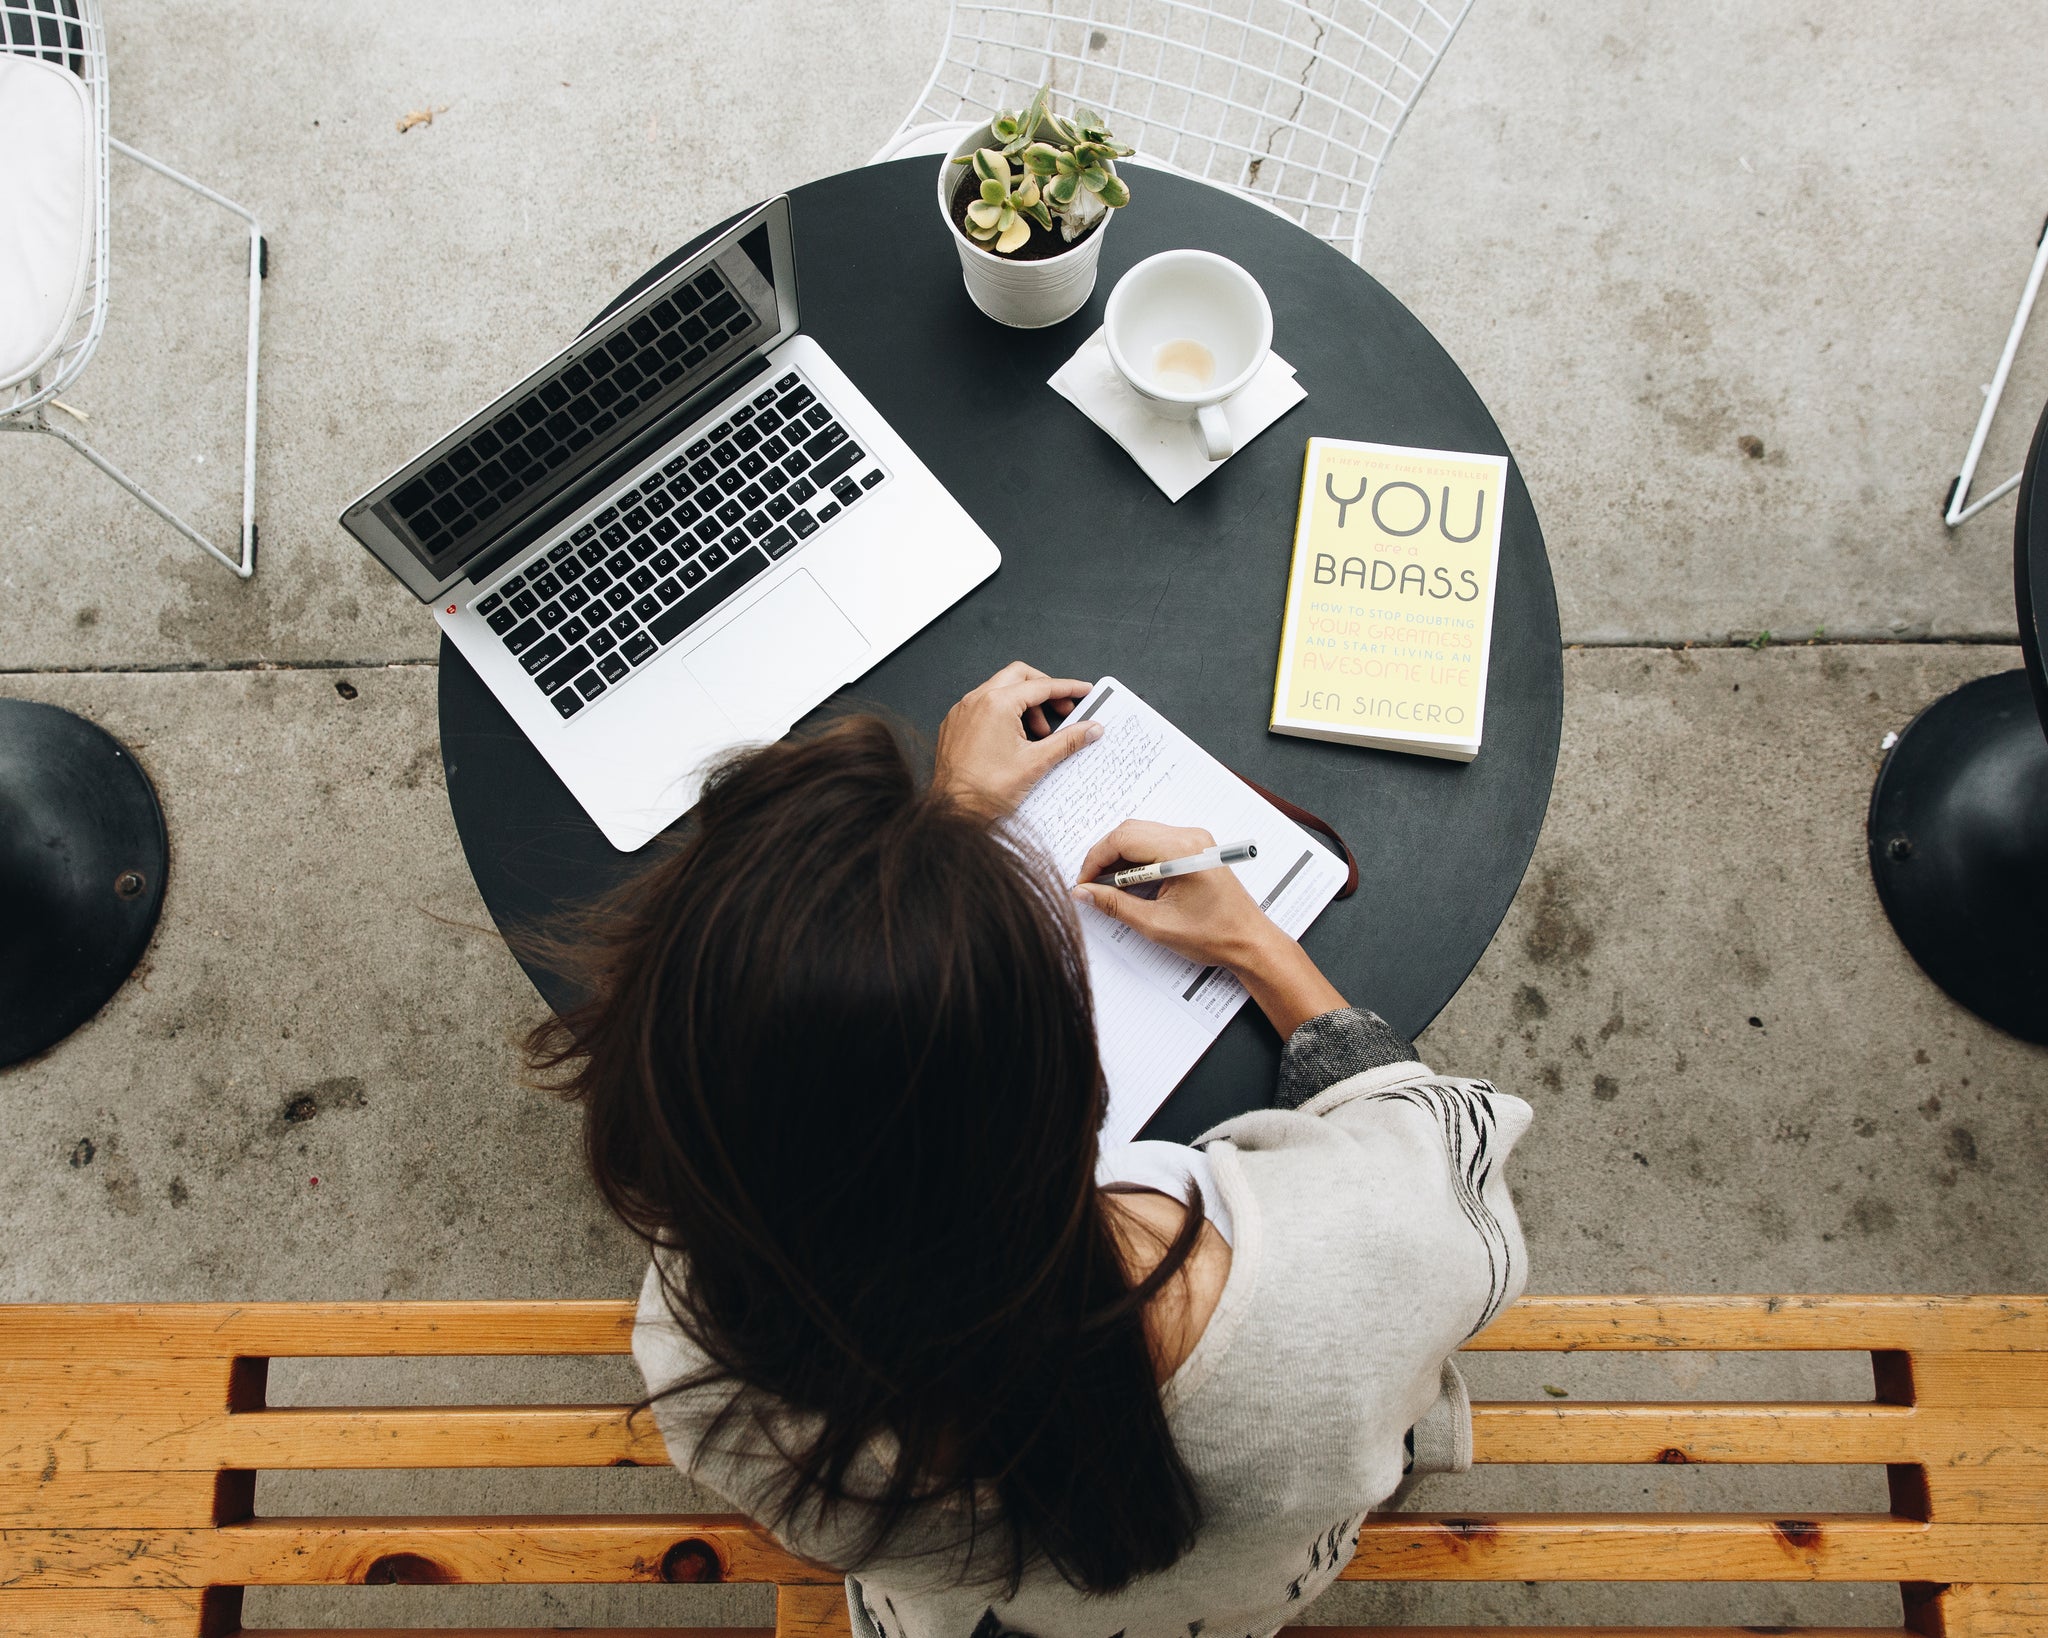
[1918,1580,2048,1637]
[0,1303,637,1359]
[1911,1353,2048,1406]
[1468,1296,2048,1352]
[0,1588,211,1636]
[1924,1469,2048,1524]
[0,1357,241,1408]
[236,1632,772,1638]
[0,1516,830,1588]
[0,1469,224,1527]
[1470,1401,1924,1464]
[1337,1512,2048,1581]
[777,1582,853,1638]
[2,1406,667,1475]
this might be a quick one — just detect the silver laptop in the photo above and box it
[341,196,1000,850]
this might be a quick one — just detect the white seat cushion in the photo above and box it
[0,53,95,394]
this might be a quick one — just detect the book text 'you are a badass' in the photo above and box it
[1270,437,1508,762]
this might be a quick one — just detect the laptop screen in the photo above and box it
[367,223,780,582]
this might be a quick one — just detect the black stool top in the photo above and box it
[439,158,1564,1141]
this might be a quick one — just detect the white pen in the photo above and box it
[1104,840,1257,890]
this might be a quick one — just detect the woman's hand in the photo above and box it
[933,662,1101,816]
[1073,820,1347,1038]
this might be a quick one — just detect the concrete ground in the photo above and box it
[4,2,2046,1630]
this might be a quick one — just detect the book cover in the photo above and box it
[1269,437,1509,761]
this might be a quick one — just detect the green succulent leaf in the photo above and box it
[970,148,1009,184]
[996,214,1032,253]
[966,200,1002,230]
[1015,175,1041,208]
[1021,142,1061,176]
[1047,172,1079,206]
[980,176,1006,205]
[1079,165,1109,193]
[991,111,1023,143]
[1094,170,1130,209]
[1022,198,1053,231]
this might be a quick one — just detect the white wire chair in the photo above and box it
[873,0,1472,265]
[0,0,266,578]
[1944,215,2048,528]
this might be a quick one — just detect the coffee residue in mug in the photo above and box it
[1153,339,1216,390]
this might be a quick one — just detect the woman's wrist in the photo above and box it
[1222,923,1347,1040]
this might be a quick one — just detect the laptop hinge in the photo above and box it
[458,352,775,591]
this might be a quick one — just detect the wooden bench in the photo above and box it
[3,1295,2043,1637]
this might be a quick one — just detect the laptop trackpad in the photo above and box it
[683,569,870,735]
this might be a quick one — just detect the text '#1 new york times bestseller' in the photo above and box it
[1269,437,1509,762]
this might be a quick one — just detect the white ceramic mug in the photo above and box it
[1102,249,1273,461]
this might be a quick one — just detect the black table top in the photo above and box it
[2019,394,2048,729]
[439,156,1563,1143]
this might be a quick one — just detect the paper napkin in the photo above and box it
[1048,327,1307,502]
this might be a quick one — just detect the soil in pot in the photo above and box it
[948,169,1102,263]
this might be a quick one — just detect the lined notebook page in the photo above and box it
[1011,678,1348,1144]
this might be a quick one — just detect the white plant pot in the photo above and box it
[938,122,1109,329]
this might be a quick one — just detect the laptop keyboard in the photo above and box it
[466,369,889,720]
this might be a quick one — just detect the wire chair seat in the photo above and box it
[879,0,1472,264]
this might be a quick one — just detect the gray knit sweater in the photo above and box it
[632,1008,1532,1638]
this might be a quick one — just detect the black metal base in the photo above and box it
[0,699,167,1068]
[1868,669,2048,1043]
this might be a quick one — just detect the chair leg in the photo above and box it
[1,416,251,577]
[105,137,265,577]
[1945,218,2048,528]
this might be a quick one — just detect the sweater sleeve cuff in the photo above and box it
[1276,1005,1417,1108]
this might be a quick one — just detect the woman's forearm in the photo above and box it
[1226,925,1348,1040]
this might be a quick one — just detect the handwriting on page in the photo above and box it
[1020,709,1170,877]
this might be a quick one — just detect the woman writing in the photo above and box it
[530,662,1531,1638]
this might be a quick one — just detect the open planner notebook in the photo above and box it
[1011,678,1349,1145]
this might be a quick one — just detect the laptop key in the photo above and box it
[502,617,543,653]
[588,627,617,657]
[716,498,745,527]
[596,506,620,527]
[575,670,607,702]
[655,576,685,604]
[753,386,777,408]
[739,451,766,477]
[510,590,540,616]
[562,583,591,612]
[536,644,591,694]
[731,404,756,426]
[538,602,567,629]
[605,550,632,576]
[531,572,562,599]
[646,489,674,516]
[761,525,797,559]
[608,609,639,639]
[744,512,772,539]
[761,433,788,460]
[601,523,629,548]
[502,572,527,594]
[862,470,885,490]
[734,425,762,452]
[689,457,717,485]
[476,591,503,615]
[628,535,660,563]
[651,548,680,575]
[486,606,518,634]
[817,501,841,523]
[584,567,612,596]
[557,554,586,583]
[623,507,651,532]
[775,372,798,391]
[761,467,790,495]
[548,540,576,563]
[598,652,629,682]
[627,565,656,593]
[561,615,590,644]
[803,402,832,430]
[702,543,730,572]
[694,517,724,546]
[680,559,707,587]
[832,477,863,506]
[664,453,691,477]
[687,436,712,459]
[651,516,680,545]
[673,500,701,528]
[604,583,633,611]
[712,441,740,468]
[572,522,597,544]
[789,508,818,538]
[789,476,817,503]
[552,689,584,719]
[623,632,658,666]
[767,492,794,520]
[578,540,608,568]
[809,442,864,489]
[785,450,812,477]
[650,546,770,646]
[803,424,848,463]
[717,469,746,496]
[520,632,567,675]
[632,593,661,621]
[721,528,749,553]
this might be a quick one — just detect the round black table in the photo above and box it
[440,157,1564,1141]
[1866,394,2048,1042]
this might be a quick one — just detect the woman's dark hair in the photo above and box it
[526,715,1204,1594]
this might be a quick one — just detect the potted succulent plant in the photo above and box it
[938,86,1135,329]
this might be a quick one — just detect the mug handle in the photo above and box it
[1195,402,1235,462]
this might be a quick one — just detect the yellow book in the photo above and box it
[1269,437,1509,762]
